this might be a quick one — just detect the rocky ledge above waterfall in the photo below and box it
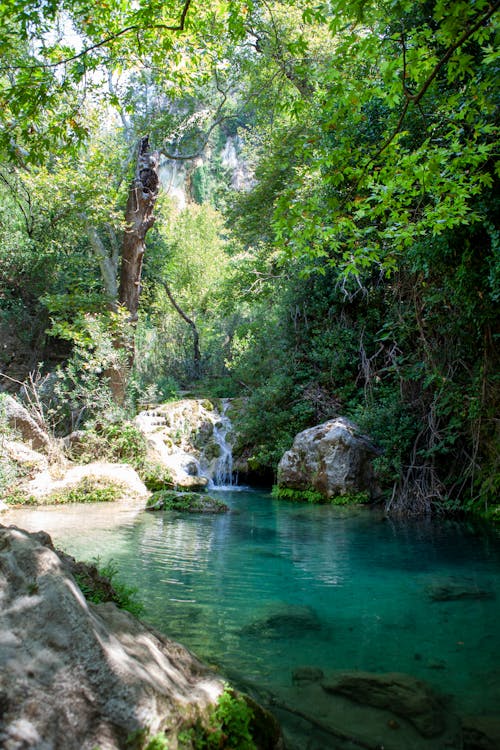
[134,398,239,490]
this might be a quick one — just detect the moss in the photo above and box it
[272,485,370,506]
[3,477,124,506]
[146,490,229,514]
[328,491,370,506]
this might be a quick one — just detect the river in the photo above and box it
[4,489,500,744]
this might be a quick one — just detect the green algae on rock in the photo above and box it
[146,490,229,514]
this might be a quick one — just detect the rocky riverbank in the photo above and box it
[0,525,282,750]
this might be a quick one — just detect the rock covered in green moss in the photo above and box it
[146,490,229,514]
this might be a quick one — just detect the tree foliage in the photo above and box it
[0,0,498,516]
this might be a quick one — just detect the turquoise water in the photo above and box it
[7,490,500,722]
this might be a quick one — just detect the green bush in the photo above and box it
[271,485,325,504]
[71,421,147,468]
[75,557,144,617]
[179,687,256,750]
[139,462,174,491]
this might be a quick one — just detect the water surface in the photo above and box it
[5,490,500,721]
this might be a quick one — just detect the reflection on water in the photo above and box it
[3,490,500,719]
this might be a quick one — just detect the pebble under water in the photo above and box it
[6,490,500,746]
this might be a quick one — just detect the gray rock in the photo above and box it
[0,525,280,750]
[426,579,495,602]
[2,395,51,452]
[241,604,322,639]
[292,666,325,685]
[321,670,447,738]
[277,417,381,500]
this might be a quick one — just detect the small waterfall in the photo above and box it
[209,399,235,489]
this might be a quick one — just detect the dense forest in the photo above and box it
[0,0,498,518]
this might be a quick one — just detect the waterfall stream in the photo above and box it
[208,398,235,489]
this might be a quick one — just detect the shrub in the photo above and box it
[179,687,256,750]
[74,557,144,617]
[70,421,147,468]
[271,486,325,504]
[139,462,174,491]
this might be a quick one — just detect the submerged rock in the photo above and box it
[321,671,447,738]
[461,715,500,750]
[0,525,281,750]
[426,579,496,602]
[277,417,381,501]
[241,604,322,639]
[292,666,325,685]
[265,668,461,750]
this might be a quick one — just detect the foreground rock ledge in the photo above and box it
[0,525,281,750]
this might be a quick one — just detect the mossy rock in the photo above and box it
[203,441,222,460]
[146,490,229,514]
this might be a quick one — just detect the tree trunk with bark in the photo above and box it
[162,280,201,379]
[119,136,160,320]
[108,136,160,403]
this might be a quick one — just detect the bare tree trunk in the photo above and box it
[119,136,160,320]
[108,136,160,404]
[162,280,201,379]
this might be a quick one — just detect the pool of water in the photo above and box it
[4,490,500,727]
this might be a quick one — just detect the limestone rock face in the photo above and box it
[0,525,224,750]
[23,461,149,502]
[135,399,234,488]
[2,395,52,452]
[277,417,381,499]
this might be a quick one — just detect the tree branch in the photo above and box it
[0,0,193,72]
[364,0,500,169]
[162,280,201,377]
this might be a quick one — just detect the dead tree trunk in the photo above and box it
[119,136,160,319]
[108,136,160,403]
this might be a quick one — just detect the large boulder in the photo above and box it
[0,525,281,750]
[277,417,381,500]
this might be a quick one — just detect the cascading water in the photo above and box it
[209,399,235,489]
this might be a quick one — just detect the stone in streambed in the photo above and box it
[426,578,495,602]
[292,666,324,685]
[146,490,229,513]
[321,670,448,738]
[241,604,322,639]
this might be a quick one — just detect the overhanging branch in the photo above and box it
[0,0,193,72]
